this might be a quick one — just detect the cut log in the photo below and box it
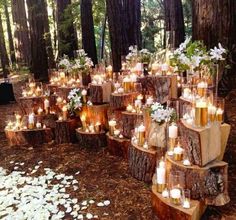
[178,120,229,167]
[110,92,138,110]
[107,133,130,159]
[18,95,57,115]
[55,119,77,144]
[218,123,231,160]
[89,82,112,104]
[152,178,207,220]
[5,128,53,147]
[137,75,175,104]
[128,141,160,183]
[166,155,230,206]
[76,128,107,148]
[121,111,143,138]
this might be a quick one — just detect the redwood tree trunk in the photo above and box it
[80,0,98,65]
[11,0,31,65]
[0,14,10,78]
[192,0,236,96]
[164,0,185,48]
[4,1,16,64]
[27,0,49,82]
[43,0,56,68]
[106,0,141,72]
[56,0,78,59]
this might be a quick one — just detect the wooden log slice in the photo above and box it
[55,119,77,144]
[121,111,143,138]
[178,120,225,167]
[152,177,206,220]
[110,92,138,110]
[76,128,107,148]
[90,82,112,104]
[106,133,130,159]
[128,141,157,183]
[166,155,230,206]
[5,128,53,147]
[137,75,171,104]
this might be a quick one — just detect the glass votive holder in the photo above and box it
[214,97,225,123]
[182,189,191,209]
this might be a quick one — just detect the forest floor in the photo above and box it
[0,76,235,219]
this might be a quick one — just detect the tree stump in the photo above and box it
[178,120,229,167]
[76,128,107,148]
[107,133,130,159]
[137,75,173,104]
[89,82,112,104]
[166,155,230,206]
[152,177,207,220]
[128,141,157,183]
[5,128,53,147]
[121,111,143,138]
[55,119,77,144]
[110,92,138,110]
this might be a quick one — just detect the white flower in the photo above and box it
[210,43,227,61]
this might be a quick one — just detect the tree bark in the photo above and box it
[43,0,56,69]
[106,0,141,72]
[192,0,236,96]
[99,13,107,60]
[11,0,31,65]
[56,0,78,59]
[4,0,16,64]
[0,14,10,78]
[27,0,49,82]
[80,0,98,65]
[164,0,185,48]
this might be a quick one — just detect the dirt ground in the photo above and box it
[0,77,235,219]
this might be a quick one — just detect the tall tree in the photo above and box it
[192,0,236,96]
[106,0,141,71]
[4,0,16,64]
[11,0,30,65]
[80,0,98,65]
[56,0,78,59]
[0,13,10,78]
[42,0,56,68]
[27,0,49,81]
[164,0,185,48]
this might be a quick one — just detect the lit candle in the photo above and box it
[81,114,87,131]
[135,62,143,75]
[216,108,224,123]
[44,99,50,114]
[143,141,149,149]
[37,107,43,115]
[89,124,95,133]
[137,124,145,146]
[168,124,178,152]
[173,143,184,161]
[162,189,169,198]
[126,104,133,112]
[117,87,124,94]
[170,188,181,205]
[95,122,101,133]
[56,97,63,104]
[197,81,208,97]
[106,65,113,79]
[195,99,208,127]
[108,119,117,136]
[137,94,143,100]
[183,200,190,209]
[81,89,87,103]
[15,114,21,122]
[183,88,191,100]
[6,121,13,130]
[35,86,42,97]
[183,159,191,166]
[62,105,68,121]
[151,63,159,75]
[60,71,65,79]
[28,113,35,129]
[208,104,217,122]
[130,74,137,91]
[22,90,27,97]
[123,77,131,93]
[156,159,166,193]
[146,96,153,106]
[36,122,42,129]
[43,124,46,129]
[134,99,142,113]
[114,129,120,137]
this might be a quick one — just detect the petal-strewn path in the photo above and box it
[0,77,235,219]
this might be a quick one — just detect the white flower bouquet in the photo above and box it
[150,102,175,125]
[58,55,71,70]
[126,45,152,64]
[67,88,86,114]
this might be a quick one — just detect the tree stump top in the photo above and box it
[76,128,106,135]
[131,140,157,155]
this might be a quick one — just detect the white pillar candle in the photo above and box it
[126,104,133,112]
[44,99,50,109]
[146,97,153,105]
[114,129,120,137]
[36,122,42,128]
[156,167,166,184]
[28,113,35,124]
[183,200,190,209]
[173,144,184,161]
[168,124,178,138]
